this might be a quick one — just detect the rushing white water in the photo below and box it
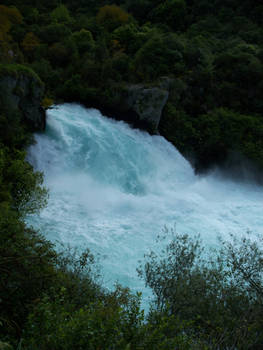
[27,104,263,306]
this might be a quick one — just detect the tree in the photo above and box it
[50,4,72,24]
[71,29,95,54]
[21,32,40,60]
[138,228,263,348]
[96,5,130,31]
[48,42,70,66]
[39,23,71,45]
[0,5,23,62]
[125,0,152,22]
[6,156,48,216]
[134,33,185,80]
[149,0,187,31]
[0,5,23,41]
[112,23,146,55]
[0,207,57,339]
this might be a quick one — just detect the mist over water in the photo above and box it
[27,104,263,306]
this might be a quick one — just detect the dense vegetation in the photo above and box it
[1,0,263,171]
[1,0,263,348]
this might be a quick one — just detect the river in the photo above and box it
[27,103,263,307]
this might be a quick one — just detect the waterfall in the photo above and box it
[27,103,263,306]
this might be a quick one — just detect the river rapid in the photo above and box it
[27,104,263,306]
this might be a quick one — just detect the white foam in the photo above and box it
[27,104,263,308]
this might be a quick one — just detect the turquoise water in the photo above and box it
[27,104,263,307]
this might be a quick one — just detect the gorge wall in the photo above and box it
[0,64,46,131]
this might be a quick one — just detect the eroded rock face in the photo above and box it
[0,66,46,131]
[123,84,169,133]
[106,79,171,134]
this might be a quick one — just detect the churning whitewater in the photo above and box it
[27,104,263,303]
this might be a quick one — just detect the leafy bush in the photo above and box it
[138,228,263,349]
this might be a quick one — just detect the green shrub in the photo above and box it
[138,228,263,349]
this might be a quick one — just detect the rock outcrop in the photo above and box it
[0,64,46,130]
[104,79,171,134]
[120,84,168,133]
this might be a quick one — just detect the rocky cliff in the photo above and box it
[0,64,46,131]
[102,78,171,134]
